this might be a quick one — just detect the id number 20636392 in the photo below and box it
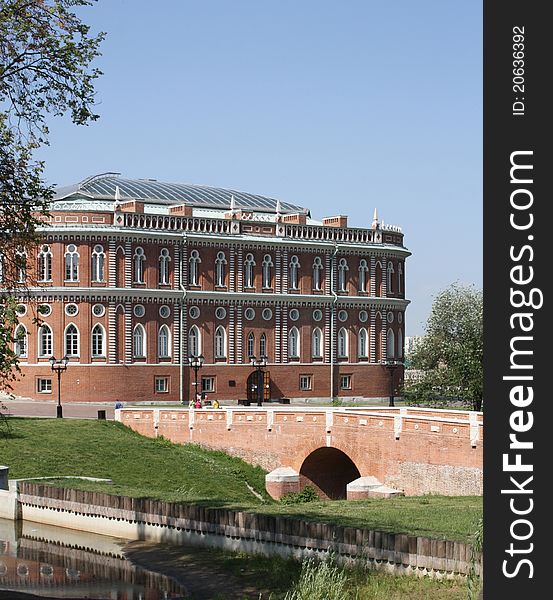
[512,26,525,116]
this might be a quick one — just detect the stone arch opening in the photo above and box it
[300,447,361,499]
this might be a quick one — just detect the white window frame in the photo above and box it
[215,251,227,287]
[289,255,300,290]
[91,244,105,282]
[312,327,323,359]
[155,376,169,393]
[64,245,79,282]
[38,324,53,357]
[38,245,53,282]
[133,324,146,358]
[340,374,352,390]
[188,325,201,357]
[158,248,171,285]
[358,328,368,359]
[64,323,80,357]
[189,250,201,286]
[288,326,300,359]
[37,378,52,393]
[133,247,146,284]
[338,258,349,292]
[387,328,396,359]
[261,254,273,289]
[91,324,106,357]
[299,375,312,391]
[244,253,256,288]
[215,325,227,359]
[337,327,348,358]
[158,324,171,359]
[358,259,368,293]
[14,324,28,358]
[201,376,215,393]
[312,256,323,291]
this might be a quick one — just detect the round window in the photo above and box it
[387,311,394,323]
[338,310,348,322]
[133,304,145,318]
[359,310,368,323]
[262,308,273,321]
[92,304,105,317]
[312,309,322,322]
[16,304,27,316]
[65,303,79,316]
[244,308,255,320]
[67,244,77,253]
[159,305,171,319]
[289,309,299,321]
[189,306,200,319]
[215,307,227,320]
[39,304,52,317]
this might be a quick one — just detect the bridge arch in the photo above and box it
[299,447,361,499]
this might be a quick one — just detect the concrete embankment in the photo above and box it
[1,478,480,578]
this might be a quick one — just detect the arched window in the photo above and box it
[215,326,226,359]
[64,324,79,357]
[387,262,395,294]
[259,332,267,358]
[188,325,200,357]
[244,253,256,288]
[215,251,227,287]
[158,325,171,358]
[337,258,349,292]
[16,248,27,283]
[91,244,105,282]
[398,329,403,359]
[358,328,368,359]
[133,324,146,358]
[158,248,171,285]
[38,324,53,357]
[247,332,255,359]
[312,327,323,358]
[387,328,395,359]
[189,250,201,286]
[288,327,300,358]
[338,328,348,358]
[64,244,79,281]
[38,245,52,282]
[261,254,273,289]
[312,256,323,291]
[398,262,403,295]
[91,324,105,357]
[14,324,28,358]
[289,255,300,290]
[133,247,146,283]
[358,259,368,293]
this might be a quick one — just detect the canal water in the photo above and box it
[0,517,191,599]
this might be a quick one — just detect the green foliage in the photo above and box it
[408,283,483,411]
[283,558,350,600]
[467,516,483,600]
[0,0,104,390]
[280,485,320,505]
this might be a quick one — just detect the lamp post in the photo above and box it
[384,359,402,407]
[49,355,69,418]
[249,354,267,406]
[188,354,204,404]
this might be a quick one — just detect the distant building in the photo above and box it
[405,335,424,356]
[5,173,411,403]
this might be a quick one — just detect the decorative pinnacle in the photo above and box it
[371,207,380,229]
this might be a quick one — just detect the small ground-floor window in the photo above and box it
[340,375,352,390]
[37,378,52,393]
[299,375,312,391]
[201,376,215,393]
[155,376,169,393]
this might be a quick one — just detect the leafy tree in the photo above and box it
[0,0,104,389]
[407,283,483,411]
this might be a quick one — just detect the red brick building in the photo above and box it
[7,173,410,403]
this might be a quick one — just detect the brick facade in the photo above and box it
[6,174,411,403]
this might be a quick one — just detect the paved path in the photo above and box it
[1,399,116,420]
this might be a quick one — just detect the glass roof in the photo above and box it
[54,173,309,215]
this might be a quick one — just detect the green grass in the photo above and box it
[1,418,482,541]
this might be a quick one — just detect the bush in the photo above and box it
[280,485,320,505]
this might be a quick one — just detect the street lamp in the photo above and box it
[188,354,204,404]
[249,354,267,406]
[49,355,69,418]
[384,359,403,407]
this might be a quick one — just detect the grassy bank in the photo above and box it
[1,418,482,541]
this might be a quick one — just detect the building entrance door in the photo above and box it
[246,370,271,404]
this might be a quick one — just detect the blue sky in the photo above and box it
[39,0,482,336]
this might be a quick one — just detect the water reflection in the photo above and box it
[0,518,188,599]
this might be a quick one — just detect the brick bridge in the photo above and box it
[117,406,483,499]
